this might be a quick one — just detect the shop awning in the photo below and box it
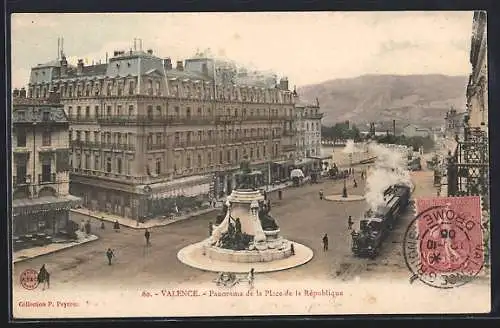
[12,195,82,216]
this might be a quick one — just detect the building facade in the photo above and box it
[447,11,489,208]
[25,45,296,220]
[291,91,324,174]
[466,11,488,132]
[11,90,81,239]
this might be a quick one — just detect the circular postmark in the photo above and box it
[20,269,39,290]
[403,205,484,289]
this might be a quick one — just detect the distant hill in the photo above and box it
[297,74,468,128]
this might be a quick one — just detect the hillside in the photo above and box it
[297,74,468,128]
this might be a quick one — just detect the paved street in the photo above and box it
[13,167,434,290]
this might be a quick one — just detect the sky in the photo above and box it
[10,11,475,88]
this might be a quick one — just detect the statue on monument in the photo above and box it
[235,155,255,190]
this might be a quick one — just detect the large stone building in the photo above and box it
[293,94,324,173]
[466,11,488,132]
[25,44,296,220]
[446,11,489,207]
[11,90,81,240]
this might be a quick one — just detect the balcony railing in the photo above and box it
[13,175,31,187]
[304,113,324,119]
[70,140,136,151]
[146,143,167,151]
[38,173,56,184]
[96,115,215,125]
[68,115,98,123]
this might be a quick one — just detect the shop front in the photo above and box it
[12,195,82,250]
[271,160,294,183]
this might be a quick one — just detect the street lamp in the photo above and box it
[342,176,348,198]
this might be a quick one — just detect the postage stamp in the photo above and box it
[403,196,484,288]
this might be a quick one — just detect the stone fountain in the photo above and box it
[177,157,313,273]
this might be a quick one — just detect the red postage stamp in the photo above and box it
[403,196,484,288]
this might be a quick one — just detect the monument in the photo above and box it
[177,157,314,273]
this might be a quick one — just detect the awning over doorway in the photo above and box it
[12,195,82,216]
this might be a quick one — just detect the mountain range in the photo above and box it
[297,74,468,128]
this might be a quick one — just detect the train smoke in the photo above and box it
[342,140,363,154]
[365,142,413,212]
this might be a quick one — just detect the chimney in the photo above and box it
[164,58,172,70]
[202,63,208,75]
[176,61,184,71]
[147,49,153,55]
[13,88,20,98]
[20,87,27,98]
[279,77,289,90]
[60,55,68,76]
[77,59,84,74]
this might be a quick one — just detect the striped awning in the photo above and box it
[12,195,82,216]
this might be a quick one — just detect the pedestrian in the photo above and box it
[348,216,354,230]
[85,220,91,236]
[278,189,283,200]
[113,220,120,232]
[319,190,324,200]
[290,243,295,255]
[100,221,105,230]
[145,229,151,246]
[248,268,255,289]
[106,248,115,265]
[353,179,358,188]
[322,233,329,252]
[208,222,214,236]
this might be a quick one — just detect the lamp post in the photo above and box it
[342,176,348,198]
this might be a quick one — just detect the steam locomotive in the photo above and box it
[351,184,412,258]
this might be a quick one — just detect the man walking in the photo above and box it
[144,229,151,246]
[348,216,354,230]
[322,233,329,252]
[106,248,115,265]
[319,190,324,200]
